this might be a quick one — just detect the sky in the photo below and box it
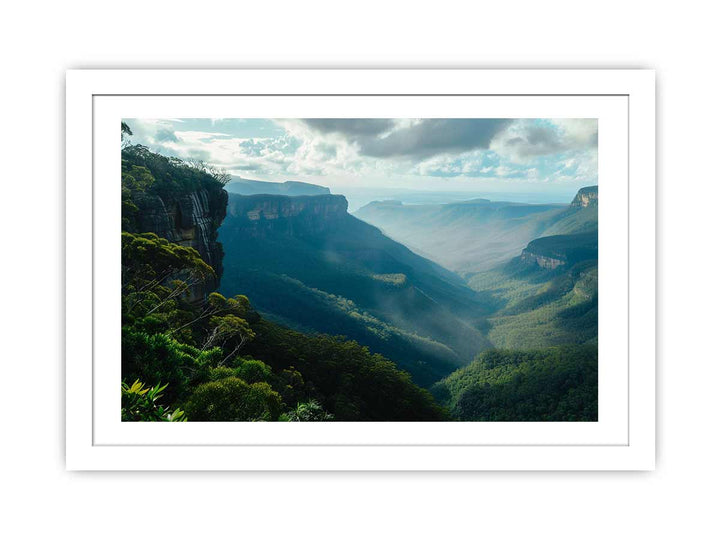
[122,118,598,201]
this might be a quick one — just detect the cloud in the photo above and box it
[302,119,394,136]
[361,119,511,158]
[491,119,597,163]
[122,117,598,190]
[503,124,564,158]
[553,119,599,146]
[300,118,511,159]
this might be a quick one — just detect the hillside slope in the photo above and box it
[431,345,598,421]
[219,193,493,386]
[467,197,598,350]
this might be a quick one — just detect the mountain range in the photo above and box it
[353,186,598,275]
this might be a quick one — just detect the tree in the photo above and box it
[122,232,214,294]
[184,158,231,186]
[203,315,255,365]
[234,359,272,384]
[121,121,133,147]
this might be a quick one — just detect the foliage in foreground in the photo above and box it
[121,380,187,422]
[280,400,334,422]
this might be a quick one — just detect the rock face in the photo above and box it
[225,193,349,238]
[132,186,228,298]
[571,186,599,208]
[519,231,599,270]
[520,250,566,269]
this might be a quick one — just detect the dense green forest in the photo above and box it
[120,125,598,423]
[467,259,598,349]
[431,346,598,421]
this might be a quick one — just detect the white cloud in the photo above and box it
[490,118,597,164]
[553,118,599,146]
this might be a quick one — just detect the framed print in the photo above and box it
[65,69,655,470]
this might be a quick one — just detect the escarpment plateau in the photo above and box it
[518,232,598,270]
[225,193,349,238]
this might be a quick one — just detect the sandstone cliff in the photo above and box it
[570,185,599,208]
[131,186,228,298]
[225,193,349,238]
[519,231,598,270]
[519,250,566,269]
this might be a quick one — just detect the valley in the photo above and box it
[218,192,492,386]
[218,182,598,390]
[121,141,598,422]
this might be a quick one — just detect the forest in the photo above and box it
[120,123,598,422]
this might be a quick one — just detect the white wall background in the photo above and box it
[1,1,716,537]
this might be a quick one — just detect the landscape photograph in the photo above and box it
[120,117,599,422]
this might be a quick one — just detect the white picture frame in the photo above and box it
[66,69,655,470]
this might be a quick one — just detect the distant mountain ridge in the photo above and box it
[353,186,598,275]
[226,177,331,197]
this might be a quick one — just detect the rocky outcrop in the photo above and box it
[132,186,228,298]
[225,194,349,238]
[519,232,598,270]
[570,186,598,208]
[520,250,566,269]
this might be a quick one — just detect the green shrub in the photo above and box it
[184,378,282,421]
[121,328,196,404]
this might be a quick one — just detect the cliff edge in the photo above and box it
[121,145,228,300]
